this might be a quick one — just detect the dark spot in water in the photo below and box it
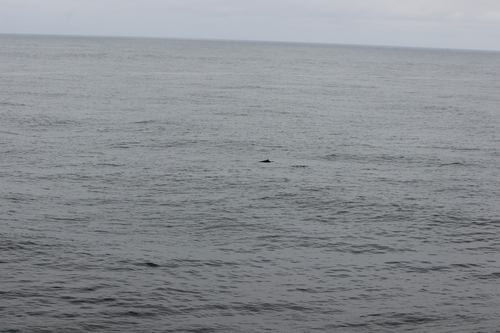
[145,262,159,267]
[260,159,272,163]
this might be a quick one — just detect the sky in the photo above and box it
[1,0,500,51]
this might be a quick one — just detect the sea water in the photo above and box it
[1,34,500,332]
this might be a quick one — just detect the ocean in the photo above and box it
[1,34,499,332]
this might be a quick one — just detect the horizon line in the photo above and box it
[1,32,498,53]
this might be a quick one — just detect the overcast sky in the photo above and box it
[1,0,500,51]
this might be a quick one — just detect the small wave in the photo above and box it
[438,162,467,167]
[107,141,142,149]
[131,120,156,124]
[474,272,500,280]
[97,163,126,167]
[349,243,411,254]
[362,311,443,327]
[0,101,27,107]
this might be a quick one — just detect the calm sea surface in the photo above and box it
[1,34,499,332]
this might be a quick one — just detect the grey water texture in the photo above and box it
[1,34,500,332]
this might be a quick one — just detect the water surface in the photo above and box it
[1,35,500,332]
